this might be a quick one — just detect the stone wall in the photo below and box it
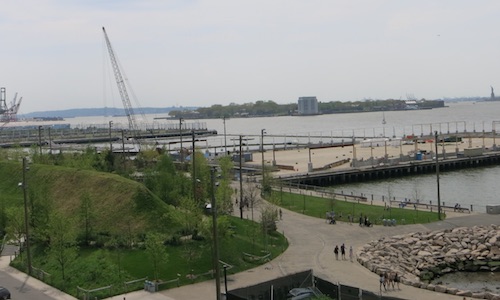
[357,225,500,299]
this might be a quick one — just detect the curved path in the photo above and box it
[127,186,499,300]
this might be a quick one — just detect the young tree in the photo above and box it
[192,151,211,205]
[46,213,79,280]
[104,236,124,280]
[261,167,275,196]
[260,184,281,228]
[182,244,201,277]
[145,232,168,280]
[5,207,25,254]
[144,154,189,206]
[244,184,260,221]
[215,156,234,215]
[170,196,203,236]
[29,184,53,244]
[79,192,96,245]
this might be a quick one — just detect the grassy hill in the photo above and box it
[0,160,288,298]
[0,160,173,237]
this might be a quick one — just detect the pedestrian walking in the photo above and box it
[394,272,400,290]
[379,273,386,293]
[340,243,346,260]
[279,209,283,220]
[349,246,353,262]
[334,245,339,260]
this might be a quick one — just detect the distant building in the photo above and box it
[298,96,319,115]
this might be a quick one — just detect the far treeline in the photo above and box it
[168,99,445,119]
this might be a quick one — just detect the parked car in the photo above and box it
[287,287,315,299]
[0,286,10,299]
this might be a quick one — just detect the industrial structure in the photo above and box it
[102,27,146,135]
[0,87,22,123]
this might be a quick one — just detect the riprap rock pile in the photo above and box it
[357,225,500,299]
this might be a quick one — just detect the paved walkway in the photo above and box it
[106,182,499,300]
[0,251,77,300]
[1,182,497,300]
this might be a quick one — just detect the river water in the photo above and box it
[431,272,500,294]
[61,101,500,212]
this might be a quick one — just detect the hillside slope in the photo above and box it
[0,161,174,236]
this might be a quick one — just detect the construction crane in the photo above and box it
[0,88,22,124]
[102,27,140,135]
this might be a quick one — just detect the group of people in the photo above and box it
[379,271,401,293]
[454,203,464,212]
[334,243,353,262]
[359,215,372,227]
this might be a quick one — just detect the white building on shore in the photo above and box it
[298,96,319,115]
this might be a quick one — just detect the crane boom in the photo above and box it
[102,27,139,133]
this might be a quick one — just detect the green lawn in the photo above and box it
[275,190,442,225]
[13,216,288,298]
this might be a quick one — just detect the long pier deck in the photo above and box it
[278,152,500,186]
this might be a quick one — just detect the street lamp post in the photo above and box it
[121,130,126,170]
[49,127,53,154]
[222,116,227,155]
[272,138,276,166]
[21,157,32,275]
[239,135,244,219]
[308,147,313,172]
[223,265,228,295]
[210,167,221,300]
[434,131,442,220]
[38,126,43,156]
[109,121,113,152]
[179,118,184,163]
[192,130,196,201]
[261,129,266,193]
[370,142,374,165]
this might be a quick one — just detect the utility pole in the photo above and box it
[210,167,221,300]
[109,121,113,153]
[434,131,442,220]
[48,127,52,155]
[222,116,227,155]
[22,157,32,275]
[121,130,126,170]
[261,129,266,195]
[239,135,244,219]
[38,125,42,156]
[179,118,184,163]
[192,130,196,201]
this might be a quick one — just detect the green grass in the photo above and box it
[14,216,287,298]
[0,161,170,236]
[0,160,288,298]
[276,190,442,225]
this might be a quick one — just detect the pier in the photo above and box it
[278,151,500,186]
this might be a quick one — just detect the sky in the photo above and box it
[1,0,500,114]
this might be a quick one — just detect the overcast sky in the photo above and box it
[1,0,499,113]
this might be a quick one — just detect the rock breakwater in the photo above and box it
[357,225,500,299]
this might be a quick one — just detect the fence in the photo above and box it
[77,285,113,300]
[226,269,405,300]
[275,181,477,215]
[32,266,51,283]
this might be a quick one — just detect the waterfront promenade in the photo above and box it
[104,185,496,300]
[0,139,497,300]
[1,200,493,300]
